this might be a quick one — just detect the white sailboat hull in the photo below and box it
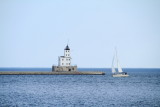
[112,74,129,77]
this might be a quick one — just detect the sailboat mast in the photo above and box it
[115,48,118,70]
[112,53,116,73]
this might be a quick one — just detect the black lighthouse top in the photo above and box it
[65,45,70,50]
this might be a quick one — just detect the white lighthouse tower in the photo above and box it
[58,45,71,66]
[52,45,77,72]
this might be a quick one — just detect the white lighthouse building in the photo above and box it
[52,45,77,72]
[58,45,71,66]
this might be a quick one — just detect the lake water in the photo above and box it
[0,68,160,107]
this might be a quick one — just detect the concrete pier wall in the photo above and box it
[52,66,77,72]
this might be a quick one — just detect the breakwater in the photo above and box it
[0,71,105,75]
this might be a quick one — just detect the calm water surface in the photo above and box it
[0,68,160,107]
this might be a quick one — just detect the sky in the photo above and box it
[0,0,160,68]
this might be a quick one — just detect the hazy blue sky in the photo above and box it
[0,0,160,68]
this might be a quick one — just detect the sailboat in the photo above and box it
[112,49,129,77]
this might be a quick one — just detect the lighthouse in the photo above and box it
[52,45,77,72]
[58,45,71,66]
